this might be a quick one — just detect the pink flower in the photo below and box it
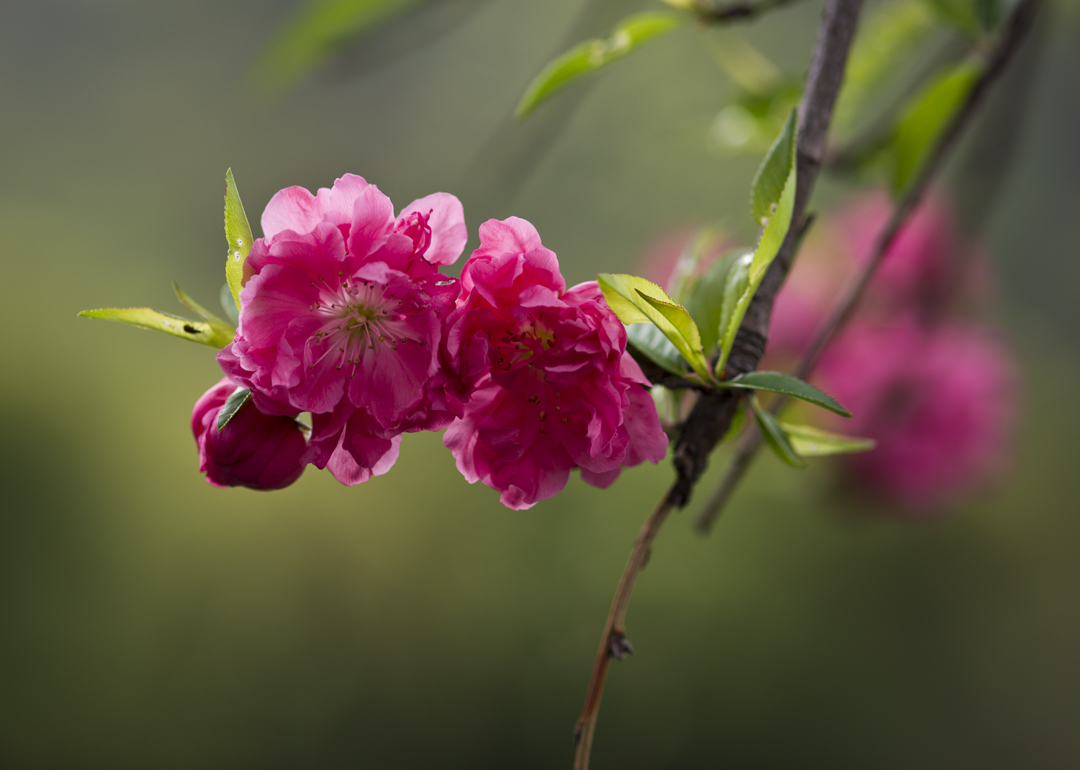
[442,217,668,510]
[217,174,466,484]
[818,319,1016,511]
[191,378,308,490]
[766,191,991,363]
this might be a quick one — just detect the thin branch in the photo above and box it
[571,1,865,767]
[695,0,1040,534]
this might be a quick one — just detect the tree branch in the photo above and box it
[571,1,865,767]
[695,0,1040,534]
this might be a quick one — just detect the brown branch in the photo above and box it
[695,0,1040,534]
[571,1,865,767]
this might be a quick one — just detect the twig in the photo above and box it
[695,0,1040,534]
[571,1,865,767]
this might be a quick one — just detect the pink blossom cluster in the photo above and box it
[192,175,667,507]
[767,192,1017,512]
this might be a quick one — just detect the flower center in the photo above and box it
[493,311,558,371]
[306,275,414,377]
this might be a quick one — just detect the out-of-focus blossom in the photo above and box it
[191,378,308,490]
[217,174,465,484]
[818,319,1015,511]
[742,190,1017,511]
[442,217,668,510]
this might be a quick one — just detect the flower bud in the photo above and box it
[191,378,308,490]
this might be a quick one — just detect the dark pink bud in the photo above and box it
[191,378,308,490]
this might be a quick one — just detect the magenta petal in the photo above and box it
[399,192,467,265]
[261,186,322,241]
[314,174,370,229]
[348,184,395,259]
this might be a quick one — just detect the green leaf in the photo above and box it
[220,283,240,326]
[256,0,421,91]
[720,371,852,417]
[752,399,806,468]
[78,307,232,348]
[224,168,254,312]
[777,421,875,456]
[833,0,937,135]
[515,12,682,119]
[891,61,981,194]
[685,249,748,354]
[598,273,711,380]
[750,108,798,226]
[626,323,685,377]
[217,387,252,431]
[715,110,798,376]
[173,282,236,344]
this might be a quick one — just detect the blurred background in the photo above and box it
[3,0,1080,767]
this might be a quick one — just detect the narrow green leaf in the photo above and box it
[256,0,421,91]
[217,388,252,431]
[598,273,711,380]
[891,61,981,195]
[173,282,236,344]
[224,168,254,312]
[750,109,798,226]
[515,12,682,119]
[685,249,747,354]
[720,371,852,417]
[637,291,705,359]
[718,251,752,354]
[626,323,685,377]
[778,421,875,456]
[78,307,231,348]
[220,283,240,326]
[716,110,798,376]
[752,399,807,468]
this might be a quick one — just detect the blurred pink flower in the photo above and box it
[442,217,668,510]
[191,378,308,490]
[217,174,465,484]
[767,192,992,363]
[818,319,1016,512]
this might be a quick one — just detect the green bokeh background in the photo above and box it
[3,1,1080,767]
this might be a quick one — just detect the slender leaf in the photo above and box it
[220,283,240,326]
[891,61,981,194]
[627,323,685,377]
[720,371,852,417]
[716,110,798,375]
[598,273,711,379]
[224,168,254,312]
[750,109,798,226]
[515,12,682,119]
[718,251,752,353]
[173,282,236,343]
[685,249,747,354]
[778,421,875,456]
[256,0,421,91]
[752,399,806,468]
[217,388,252,431]
[78,307,232,348]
